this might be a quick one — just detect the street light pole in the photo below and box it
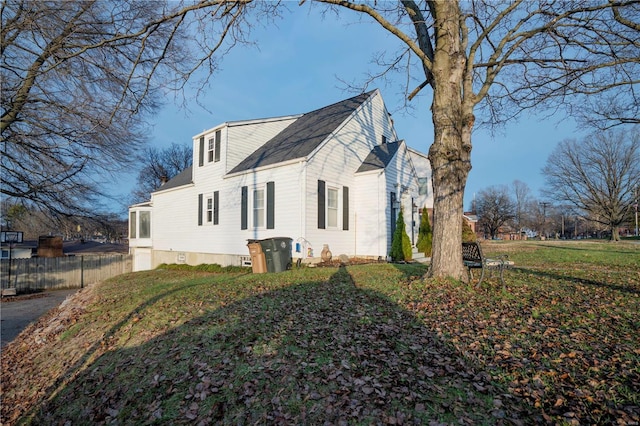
[539,201,550,239]
[635,187,638,237]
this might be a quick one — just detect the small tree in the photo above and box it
[390,208,412,262]
[476,185,516,239]
[416,208,433,257]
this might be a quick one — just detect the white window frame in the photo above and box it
[139,211,151,239]
[327,186,340,229]
[206,196,213,223]
[253,186,265,229]
[129,211,137,238]
[208,138,215,163]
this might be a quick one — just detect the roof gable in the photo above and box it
[356,141,400,173]
[228,91,375,174]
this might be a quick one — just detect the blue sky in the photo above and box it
[114,5,582,212]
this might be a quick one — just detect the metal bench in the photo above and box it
[462,242,514,288]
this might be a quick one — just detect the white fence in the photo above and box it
[1,254,132,293]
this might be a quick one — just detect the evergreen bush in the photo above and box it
[390,208,413,261]
[416,207,433,257]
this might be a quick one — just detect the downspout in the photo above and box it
[300,160,307,254]
[378,170,383,257]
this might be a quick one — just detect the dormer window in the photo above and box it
[208,138,215,162]
[208,129,222,163]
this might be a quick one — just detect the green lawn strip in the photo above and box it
[485,240,640,270]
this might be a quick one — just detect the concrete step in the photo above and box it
[411,247,430,264]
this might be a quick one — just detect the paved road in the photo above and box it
[1,289,79,348]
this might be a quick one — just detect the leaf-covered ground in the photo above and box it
[1,241,638,425]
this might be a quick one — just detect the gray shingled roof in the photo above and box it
[228,91,375,174]
[356,141,400,173]
[154,165,193,192]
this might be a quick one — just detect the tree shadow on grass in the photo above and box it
[527,242,639,257]
[24,267,534,425]
[515,267,639,296]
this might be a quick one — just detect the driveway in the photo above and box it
[1,289,79,348]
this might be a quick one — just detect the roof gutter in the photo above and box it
[223,157,305,179]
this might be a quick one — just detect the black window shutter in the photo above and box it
[266,181,275,229]
[343,186,349,230]
[214,130,221,162]
[199,136,204,167]
[318,180,326,229]
[213,191,219,225]
[241,186,248,230]
[198,193,203,226]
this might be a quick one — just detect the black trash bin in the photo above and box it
[260,237,293,272]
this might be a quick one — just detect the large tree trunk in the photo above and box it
[611,225,620,241]
[427,0,473,281]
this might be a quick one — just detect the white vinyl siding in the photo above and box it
[225,118,298,171]
[305,91,394,255]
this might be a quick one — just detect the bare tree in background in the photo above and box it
[475,185,515,239]
[542,129,640,241]
[131,143,192,203]
[511,180,531,237]
[304,0,639,280]
[1,0,264,220]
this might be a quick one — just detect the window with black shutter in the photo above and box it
[343,186,349,230]
[213,191,219,225]
[318,180,326,229]
[266,181,275,229]
[241,186,248,230]
[214,130,221,162]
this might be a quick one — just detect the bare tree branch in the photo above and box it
[1,0,263,218]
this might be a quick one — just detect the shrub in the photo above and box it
[156,263,248,273]
[462,218,477,242]
[390,208,413,261]
[416,208,433,257]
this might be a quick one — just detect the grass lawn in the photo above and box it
[1,240,638,425]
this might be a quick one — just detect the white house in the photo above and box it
[129,90,433,271]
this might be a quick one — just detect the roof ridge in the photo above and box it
[227,90,377,174]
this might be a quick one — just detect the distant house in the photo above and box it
[463,212,479,236]
[129,90,433,271]
[0,245,33,260]
[0,232,32,259]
